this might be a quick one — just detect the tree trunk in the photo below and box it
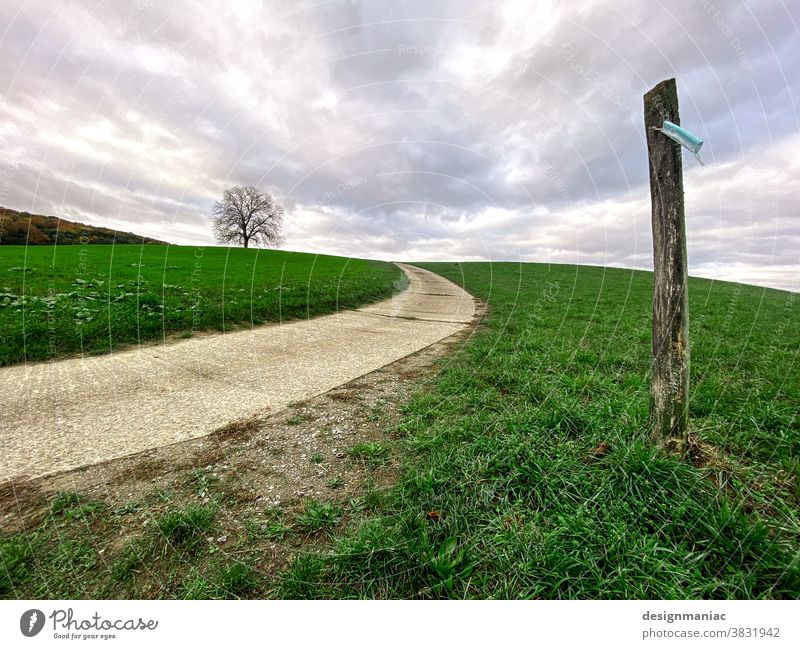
[644,78,690,456]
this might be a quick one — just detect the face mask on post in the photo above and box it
[654,120,705,166]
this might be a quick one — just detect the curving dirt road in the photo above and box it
[0,264,475,482]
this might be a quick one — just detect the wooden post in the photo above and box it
[644,78,690,456]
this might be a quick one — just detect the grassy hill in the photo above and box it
[1,261,797,599]
[0,206,168,245]
[0,244,403,366]
[279,262,799,598]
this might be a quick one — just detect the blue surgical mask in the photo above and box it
[657,120,705,165]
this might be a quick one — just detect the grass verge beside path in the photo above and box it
[278,262,800,598]
[0,245,403,366]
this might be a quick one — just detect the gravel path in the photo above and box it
[0,264,475,481]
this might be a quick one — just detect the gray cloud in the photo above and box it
[0,0,797,290]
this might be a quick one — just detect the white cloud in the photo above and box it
[0,0,797,291]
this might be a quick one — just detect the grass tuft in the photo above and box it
[295,500,343,533]
[155,504,217,550]
[348,442,391,467]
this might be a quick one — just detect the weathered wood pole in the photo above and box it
[644,78,690,455]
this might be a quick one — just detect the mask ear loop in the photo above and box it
[650,126,705,166]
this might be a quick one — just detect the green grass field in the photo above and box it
[1,262,797,599]
[0,244,403,366]
[279,262,799,598]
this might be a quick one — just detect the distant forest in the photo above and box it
[0,206,168,245]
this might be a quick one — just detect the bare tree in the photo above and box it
[211,185,284,249]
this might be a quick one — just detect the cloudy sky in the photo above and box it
[1,0,797,290]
